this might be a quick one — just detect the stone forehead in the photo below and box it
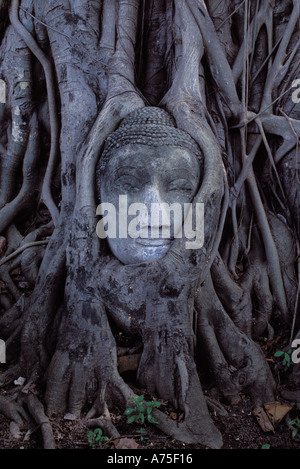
[98,107,203,173]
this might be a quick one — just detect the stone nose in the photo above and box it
[137,186,163,234]
[143,185,164,207]
[139,186,172,238]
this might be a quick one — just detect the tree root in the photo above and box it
[0,394,28,427]
[0,240,49,268]
[9,0,60,225]
[0,391,56,448]
[25,393,56,449]
[43,306,223,448]
[196,272,276,406]
[85,401,120,440]
[89,379,223,448]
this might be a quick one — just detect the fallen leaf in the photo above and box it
[113,438,139,449]
[252,406,274,432]
[264,401,292,428]
[117,354,141,374]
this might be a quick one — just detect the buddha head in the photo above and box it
[96,107,203,265]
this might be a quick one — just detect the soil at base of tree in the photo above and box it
[0,385,299,450]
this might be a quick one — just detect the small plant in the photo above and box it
[136,427,148,441]
[124,395,161,425]
[289,418,300,438]
[261,443,270,449]
[87,428,109,448]
[274,349,293,371]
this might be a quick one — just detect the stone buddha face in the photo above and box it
[97,107,202,265]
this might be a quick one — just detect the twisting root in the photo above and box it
[85,402,120,440]
[0,113,40,233]
[9,0,60,225]
[25,393,56,449]
[0,240,49,267]
[0,394,28,427]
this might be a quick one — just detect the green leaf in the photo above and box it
[274,351,284,357]
[147,414,159,424]
[136,428,147,435]
[261,444,270,449]
[94,428,103,439]
[292,428,297,438]
[124,407,135,415]
[127,415,137,424]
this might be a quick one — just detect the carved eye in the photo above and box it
[168,179,193,193]
[114,175,141,192]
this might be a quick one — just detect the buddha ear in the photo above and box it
[164,102,227,285]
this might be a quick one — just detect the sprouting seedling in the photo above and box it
[136,427,148,441]
[124,395,161,425]
[289,418,300,438]
[87,428,109,448]
[274,349,293,371]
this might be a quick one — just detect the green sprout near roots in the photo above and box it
[87,428,109,448]
[136,427,148,441]
[124,395,161,425]
[289,418,300,439]
[274,349,293,371]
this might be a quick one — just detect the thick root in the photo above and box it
[25,393,56,449]
[196,273,276,406]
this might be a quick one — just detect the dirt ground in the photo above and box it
[0,333,299,451]
[0,384,299,450]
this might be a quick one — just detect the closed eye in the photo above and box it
[114,175,142,192]
[168,179,193,192]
